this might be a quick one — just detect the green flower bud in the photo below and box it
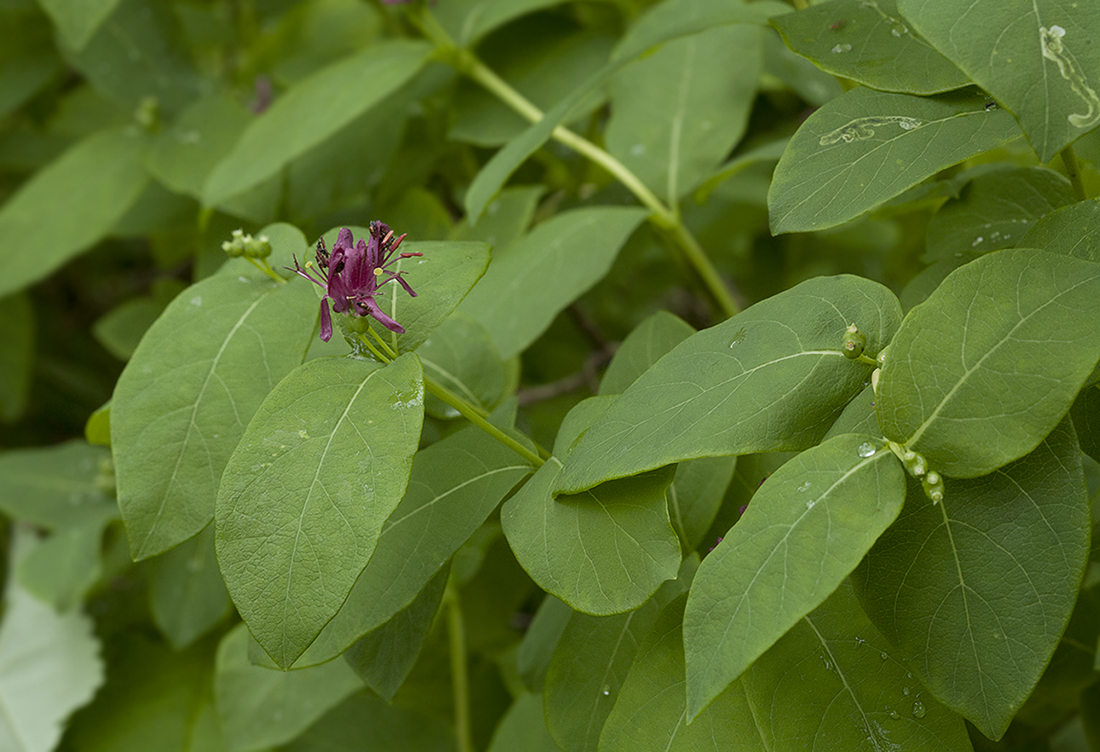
[902,449,927,478]
[876,345,890,367]
[842,323,866,359]
[922,472,944,504]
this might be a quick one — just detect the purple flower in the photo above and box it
[294,222,421,341]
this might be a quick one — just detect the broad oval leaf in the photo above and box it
[556,275,901,495]
[768,87,1021,234]
[214,624,362,752]
[773,0,969,95]
[294,417,533,668]
[0,128,148,300]
[876,248,1100,478]
[458,206,647,359]
[606,24,762,203]
[149,525,230,651]
[37,0,120,51]
[924,165,1074,263]
[1020,197,1100,262]
[599,311,695,396]
[215,353,424,668]
[419,314,507,419]
[112,272,318,559]
[683,433,906,719]
[741,581,973,752]
[854,419,1090,740]
[897,0,1100,161]
[203,41,431,206]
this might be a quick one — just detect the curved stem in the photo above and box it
[445,587,472,752]
[414,9,740,318]
[424,378,547,466]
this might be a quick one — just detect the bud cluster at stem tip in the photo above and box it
[842,323,867,359]
[222,229,272,259]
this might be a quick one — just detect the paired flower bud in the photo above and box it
[922,471,944,504]
[222,229,272,259]
[842,324,867,359]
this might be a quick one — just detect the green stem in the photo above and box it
[854,353,878,367]
[247,257,286,284]
[1061,144,1089,202]
[414,8,740,319]
[445,587,472,752]
[424,378,546,466]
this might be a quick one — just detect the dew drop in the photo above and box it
[821,654,833,671]
[806,499,816,510]
[902,686,911,696]
[857,442,876,458]
[832,43,853,53]
[911,701,926,719]
[855,636,866,647]
[880,651,889,660]
[887,707,901,720]
[601,685,611,696]
[971,236,984,247]
[798,481,813,492]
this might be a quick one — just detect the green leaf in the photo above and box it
[517,595,572,693]
[683,434,906,719]
[503,460,681,616]
[458,206,647,359]
[0,530,104,752]
[112,272,318,560]
[216,354,424,668]
[925,166,1075,263]
[316,227,491,355]
[145,95,253,200]
[1072,386,1100,463]
[0,9,61,120]
[420,314,506,419]
[668,456,737,552]
[1020,196,1100,262]
[462,0,789,222]
[772,0,969,95]
[606,24,762,203]
[599,311,695,396]
[768,88,1021,234]
[214,624,362,752]
[897,0,1100,161]
[876,248,1100,478]
[294,416,532,668]
[434,0,568,47]
[741,581,973,751]
[149,525,231,651]
[502,397,682,615]
[556,275,901,494]
[280,693,455,752]
[17,519,114,611]
[487,693,561,752]
[449,30,612,148]
[854,419,1090,740]
[449,186,543,247]
[60,0,202,115]
[824,385,883,442]
[0,128,148,299]
[63,633,218,752]
[0,440,114,529]
[203,41,431,206]
[0,293,33,423]
[544,567,692,752]
[599,594,767,752]
[38,0,120,50]
[343,565,447,701]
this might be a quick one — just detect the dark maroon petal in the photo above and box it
[334,228,354,253]
[360,296,405,333]
[380,273,417,298]
[319,300,333,342]
[346,239,370,292]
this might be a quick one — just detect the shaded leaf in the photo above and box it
[149,525,231,650]
[1019,196,1100,262]
[0,293,34,423]
[216,354,424,668]
[420,314,507,419]
[203,41,431,206]
[556,275,901,494]
[599,310,695,396]
[0,128,148,300]
[854,419,1090,740]
[487,693,561,752]
[38,0,120,50]
[768,87,1021,234]
[458,207,647,359]
[0,441,114,529]
[280,693,455,752]
[215,624,362,752]
[876,248,1100,478]
[683,434,906,718]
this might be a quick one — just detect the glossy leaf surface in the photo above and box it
[683,434,906,718]
[769,88,1020,234]
[216,354,424,667]
[556,275,901,494]
[855,420,1089,739]
[877,248,1100,477]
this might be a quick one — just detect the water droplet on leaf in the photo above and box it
[857,442,876,458]
[832,43,853,53]
[911,701,926,719]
